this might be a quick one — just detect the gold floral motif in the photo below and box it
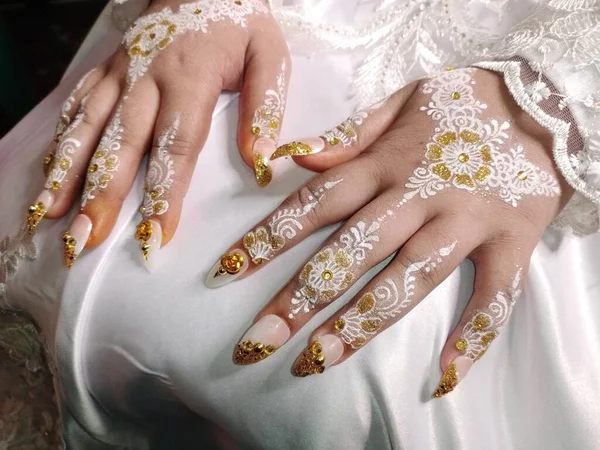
[134,220,153,261]
[292,341,326,377]
[233,339,276,365]
[26,202,48,235]
[432,362,459,398]
[215,252,245,277]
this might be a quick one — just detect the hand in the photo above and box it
[27,0,290,269]
[206,67,572,396]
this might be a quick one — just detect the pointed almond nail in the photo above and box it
[253,137,275,188]
[270,137,326,160]
[432,356,473,398]
[134,219,161,272]
[26,190,54,234]
[62,214,92,268]
[234,314,290,365]
[205,249,248,288]
[292,334,344,377]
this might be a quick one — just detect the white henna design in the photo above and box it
[251,60,286,141]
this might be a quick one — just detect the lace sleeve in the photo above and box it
[472,2,600,235]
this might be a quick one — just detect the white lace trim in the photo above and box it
[0,223,38,306]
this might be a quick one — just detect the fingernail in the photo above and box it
[270,137,326,160]
[432,356,473,398]
[26,190,54,234]
[62,214,92,268]
[205,249,249,288]
[253,137,275,188]
[134,219,161,272]
[233,314,290,365]
[292,334,344,377]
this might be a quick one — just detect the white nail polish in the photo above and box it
[234,314,291,365]
[62,214,92,268]
[205,248,249,288]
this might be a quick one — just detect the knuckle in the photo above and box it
[397,252,440,290]
[289,183,326,229]
[158,135,197,158]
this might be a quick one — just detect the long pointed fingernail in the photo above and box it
[62,214,92,268]
[292,334,344,377]
[234,315,290,365]
[432,356,473,398]
[26,190,54,234]
[270,137,326,160]
[205,249,249,288]
[134,219,161,272]
[253,137,275,188]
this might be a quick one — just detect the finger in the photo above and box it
[42,67,105,177]
[270,81,419,173]
[205,157,384,288]
[61,79,160,268]
[26,73,120,236]
[231,191,433,365]
[431,243,530,398]
[237,29,291,187]
[134,78,221,271]
[289,218,480,376]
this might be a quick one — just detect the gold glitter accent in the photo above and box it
[317,252,328,263]
[455,338,468,351]
[480,145,492,163]
[253,153,272,188]
[88,164,98,173]
[458,153,470,163]
[271,234,284,250]
[334,250,352,268]
[233,339,276,365]
[215,252,245,277]
[292,341,327,377]
[451,92,461,100]
[427,144,443,160]
[269,118,279,130]
[474,166,491,182]
[360,319,381,333]
[194,8,202,14]
[234,0,242,4]
[51,181,61,190]
[432,362,459,398]
[135,219,154,261]
[300,264,312,281]
[334,318,345,331]
[352,337,366,348]
[271,141,314,160]
[328,136,341,146]
[62,232,77,268]
[455,174,474,188]
[480,331,497,348]
[437,132,457,146]
[432,163,452,181]
[26,201,48,234]
[357,293,375,314]
[473,314,490,331]
[251,126,260,135]
[43,152,55,176]
[517,170,528,181]
[321,270,333,281]
[459,130,481,143]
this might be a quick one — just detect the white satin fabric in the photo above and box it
[1,2,600,450]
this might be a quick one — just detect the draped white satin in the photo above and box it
[1,2,600,449]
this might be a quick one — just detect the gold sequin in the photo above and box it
[321,269,333,281]
[451,92,461,100]
[432,362,459,398]
[135,220,154,261]
[328,136,341,146]
[517,170,528,181]
[458,153,470,163]
[480,145,492,163]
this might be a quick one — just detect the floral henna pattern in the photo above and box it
[140,115,179,218]
[334,242,457,349]
[123,0,268,88]
[81,107,124,207]
[401,68,560,207]
[321,110,368,147]
[243,179,343,264]
[289,220,380,319]
[251,60,286,141]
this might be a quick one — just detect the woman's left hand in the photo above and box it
[206,67,572,396]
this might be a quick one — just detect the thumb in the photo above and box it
[272,81,419,173]
[237,29,291,188]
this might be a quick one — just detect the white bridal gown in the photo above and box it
[1,1,600,448]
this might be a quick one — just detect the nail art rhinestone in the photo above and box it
[135,220,154,261]
[292,341,326,377]
[233,339,276,365]
[62,232,77,268]
[26,202,48,235]
[216,252,245,277]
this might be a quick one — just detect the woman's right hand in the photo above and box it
[27,0,291,269]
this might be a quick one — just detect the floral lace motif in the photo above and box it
[243,179,343,264]
[141,115,179,218]
[0,224,38,305]
[81,107,124,207]
[401,68,560,207]
[290,220,380,319]
[335,242,457,349]
[251,61,286,141]
[123,0,268,87]
[321,110,368,147]
[456,268,523,360]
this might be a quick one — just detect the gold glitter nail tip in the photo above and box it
[252,137,275,188]
[270,138,325,160]
[233,339,277,365]
[26,191,54,234]
[432,356,473,399]
[62,214,92,269]
[292,341,327,377]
